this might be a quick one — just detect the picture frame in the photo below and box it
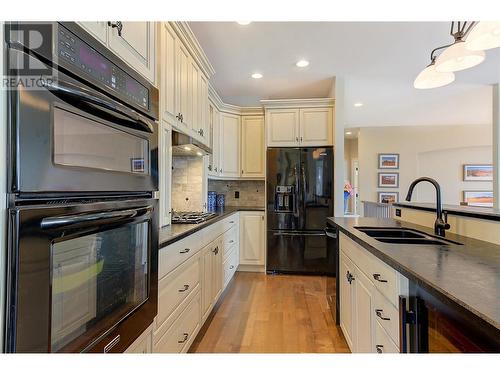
[378,192,399,204]
[378,172,399,188]
[378,153,399,169]
[463,191,493,207]
[130,158,145,173]
[463,164,493,181]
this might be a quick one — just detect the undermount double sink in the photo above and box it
[354,227,462,246]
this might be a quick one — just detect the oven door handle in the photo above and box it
[41,80,154,134]
[40,205,153,230]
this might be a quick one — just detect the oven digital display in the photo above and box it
[57,26,149,110]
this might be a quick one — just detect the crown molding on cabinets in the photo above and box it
[170,22,215,79]
[261,98,335,109]
[208,82,264,116]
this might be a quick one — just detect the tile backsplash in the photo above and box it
[172,156,204,212]
[208,180,265,208]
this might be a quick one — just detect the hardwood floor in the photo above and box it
[190,272,350,353]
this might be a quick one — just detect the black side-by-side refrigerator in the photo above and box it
[266,147,335,275]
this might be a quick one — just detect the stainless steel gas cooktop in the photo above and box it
[171,211,217,224]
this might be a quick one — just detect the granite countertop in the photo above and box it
[394,202,500,221]
[327,216,500,331]
[159,206,265,248]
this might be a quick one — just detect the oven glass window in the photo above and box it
[53,107,149,174]
[50,221,149,352]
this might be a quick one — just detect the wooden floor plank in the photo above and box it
[190,272,350,353]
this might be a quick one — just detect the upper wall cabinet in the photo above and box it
[220,113,240,178]
[263,100,334,147]
[160,23,177,126]
[77,22,156,84]
[241,116,265,178]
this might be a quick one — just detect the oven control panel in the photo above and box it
[56,25,149,110]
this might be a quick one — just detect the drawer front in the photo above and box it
[340,234,398,306]
[222,226,238,260]
[373,289,399,345]
[157,256,200,330]
[154,292,201,353]
[374,320,399,353]
[221,213,239,233]
[223,246,238,287]
[159,234,200,278]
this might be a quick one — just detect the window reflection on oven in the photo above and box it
[50,222,149,352]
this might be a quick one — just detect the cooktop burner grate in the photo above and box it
[171,211,217,224]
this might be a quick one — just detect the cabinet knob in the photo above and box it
[375,309,391,321]
[108,21,123,37]
[179,248,190,254]
[300,136,303,142]
[178,284,190,292]
[208,165,212,171]
[373,273,388,283]
[295,137,299,142]
[375,345,384,354]
[230,265,234,270]
[178,333,189,344]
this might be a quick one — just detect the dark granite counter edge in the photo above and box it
[394,202,500,222]
[159,207,265,248]
[328,218,500,331]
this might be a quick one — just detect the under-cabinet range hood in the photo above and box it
[172,130,212,156]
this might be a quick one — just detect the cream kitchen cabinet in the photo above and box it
[77,22,108,45]
[241,116,265,178]
[198,73,209,145]
[339,233,408,353]
[175,40,190,133]
[266,109,300,146]
[77,21,156,84]
[239,211,265,266]
[125,324,153,353]
[160,22,177,126]
[219,113,240,178]
[201,239,222,322]
[265,106,333,147]
[107,22,156,84]
[208,102,221,177]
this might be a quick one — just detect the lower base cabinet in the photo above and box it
[339,233,408,353]
[125,324,153,353]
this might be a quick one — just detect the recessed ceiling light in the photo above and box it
[183,146,191,151]
[354,102,363,107]
[345,131,352,135]
[237,21,251,26]
[251,73,263,79]
[296,60,310,67]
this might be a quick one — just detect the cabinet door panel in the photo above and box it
[241,116,265,178]
[240,212,265,265]
[340,251,354,350]
[188,59,199,136]
[77,22,108,45]
[201,246,213,322]
[198,73,209,145]
[266,109,299,146]
[299,108,333,146]
[176,42,190,131]
[160,23,177,125]
[220,113,240,177]
[108,22,156,83]
[353,265,374,353]
[159,124,172,227]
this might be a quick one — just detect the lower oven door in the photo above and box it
[5,198,158,353]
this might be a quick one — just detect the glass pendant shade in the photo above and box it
[435,41,485,72]
[414,62,455,89]
[465,21,500,51]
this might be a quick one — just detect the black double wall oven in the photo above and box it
[4,22,159,352]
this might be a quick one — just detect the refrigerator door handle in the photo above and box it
[325,228,337,238]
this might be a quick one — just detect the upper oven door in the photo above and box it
[8,47,158,195]
[5,198,159,353]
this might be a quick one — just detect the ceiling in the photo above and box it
[189,22,500,128]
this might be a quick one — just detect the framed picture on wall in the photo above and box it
[378,192,399,204]
[378,153,399,169]
[463,164,493,181]
[378,172,399,188]
[463,191,493,207]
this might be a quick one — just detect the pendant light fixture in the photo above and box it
[435,22,485,72]
[465,21,500,51]
[414,60,455,89]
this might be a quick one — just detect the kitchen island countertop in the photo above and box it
[328,216,500,331]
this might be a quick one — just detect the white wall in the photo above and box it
[358,124,492,205]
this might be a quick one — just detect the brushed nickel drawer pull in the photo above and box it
[180,248,190,254]
[178,284,189,292]
[375,309,391,321]
[178,333,188,344]
[376,344,384,353]
[229,221,235,224]
[229,240,234,243]
[373,273,388,283]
